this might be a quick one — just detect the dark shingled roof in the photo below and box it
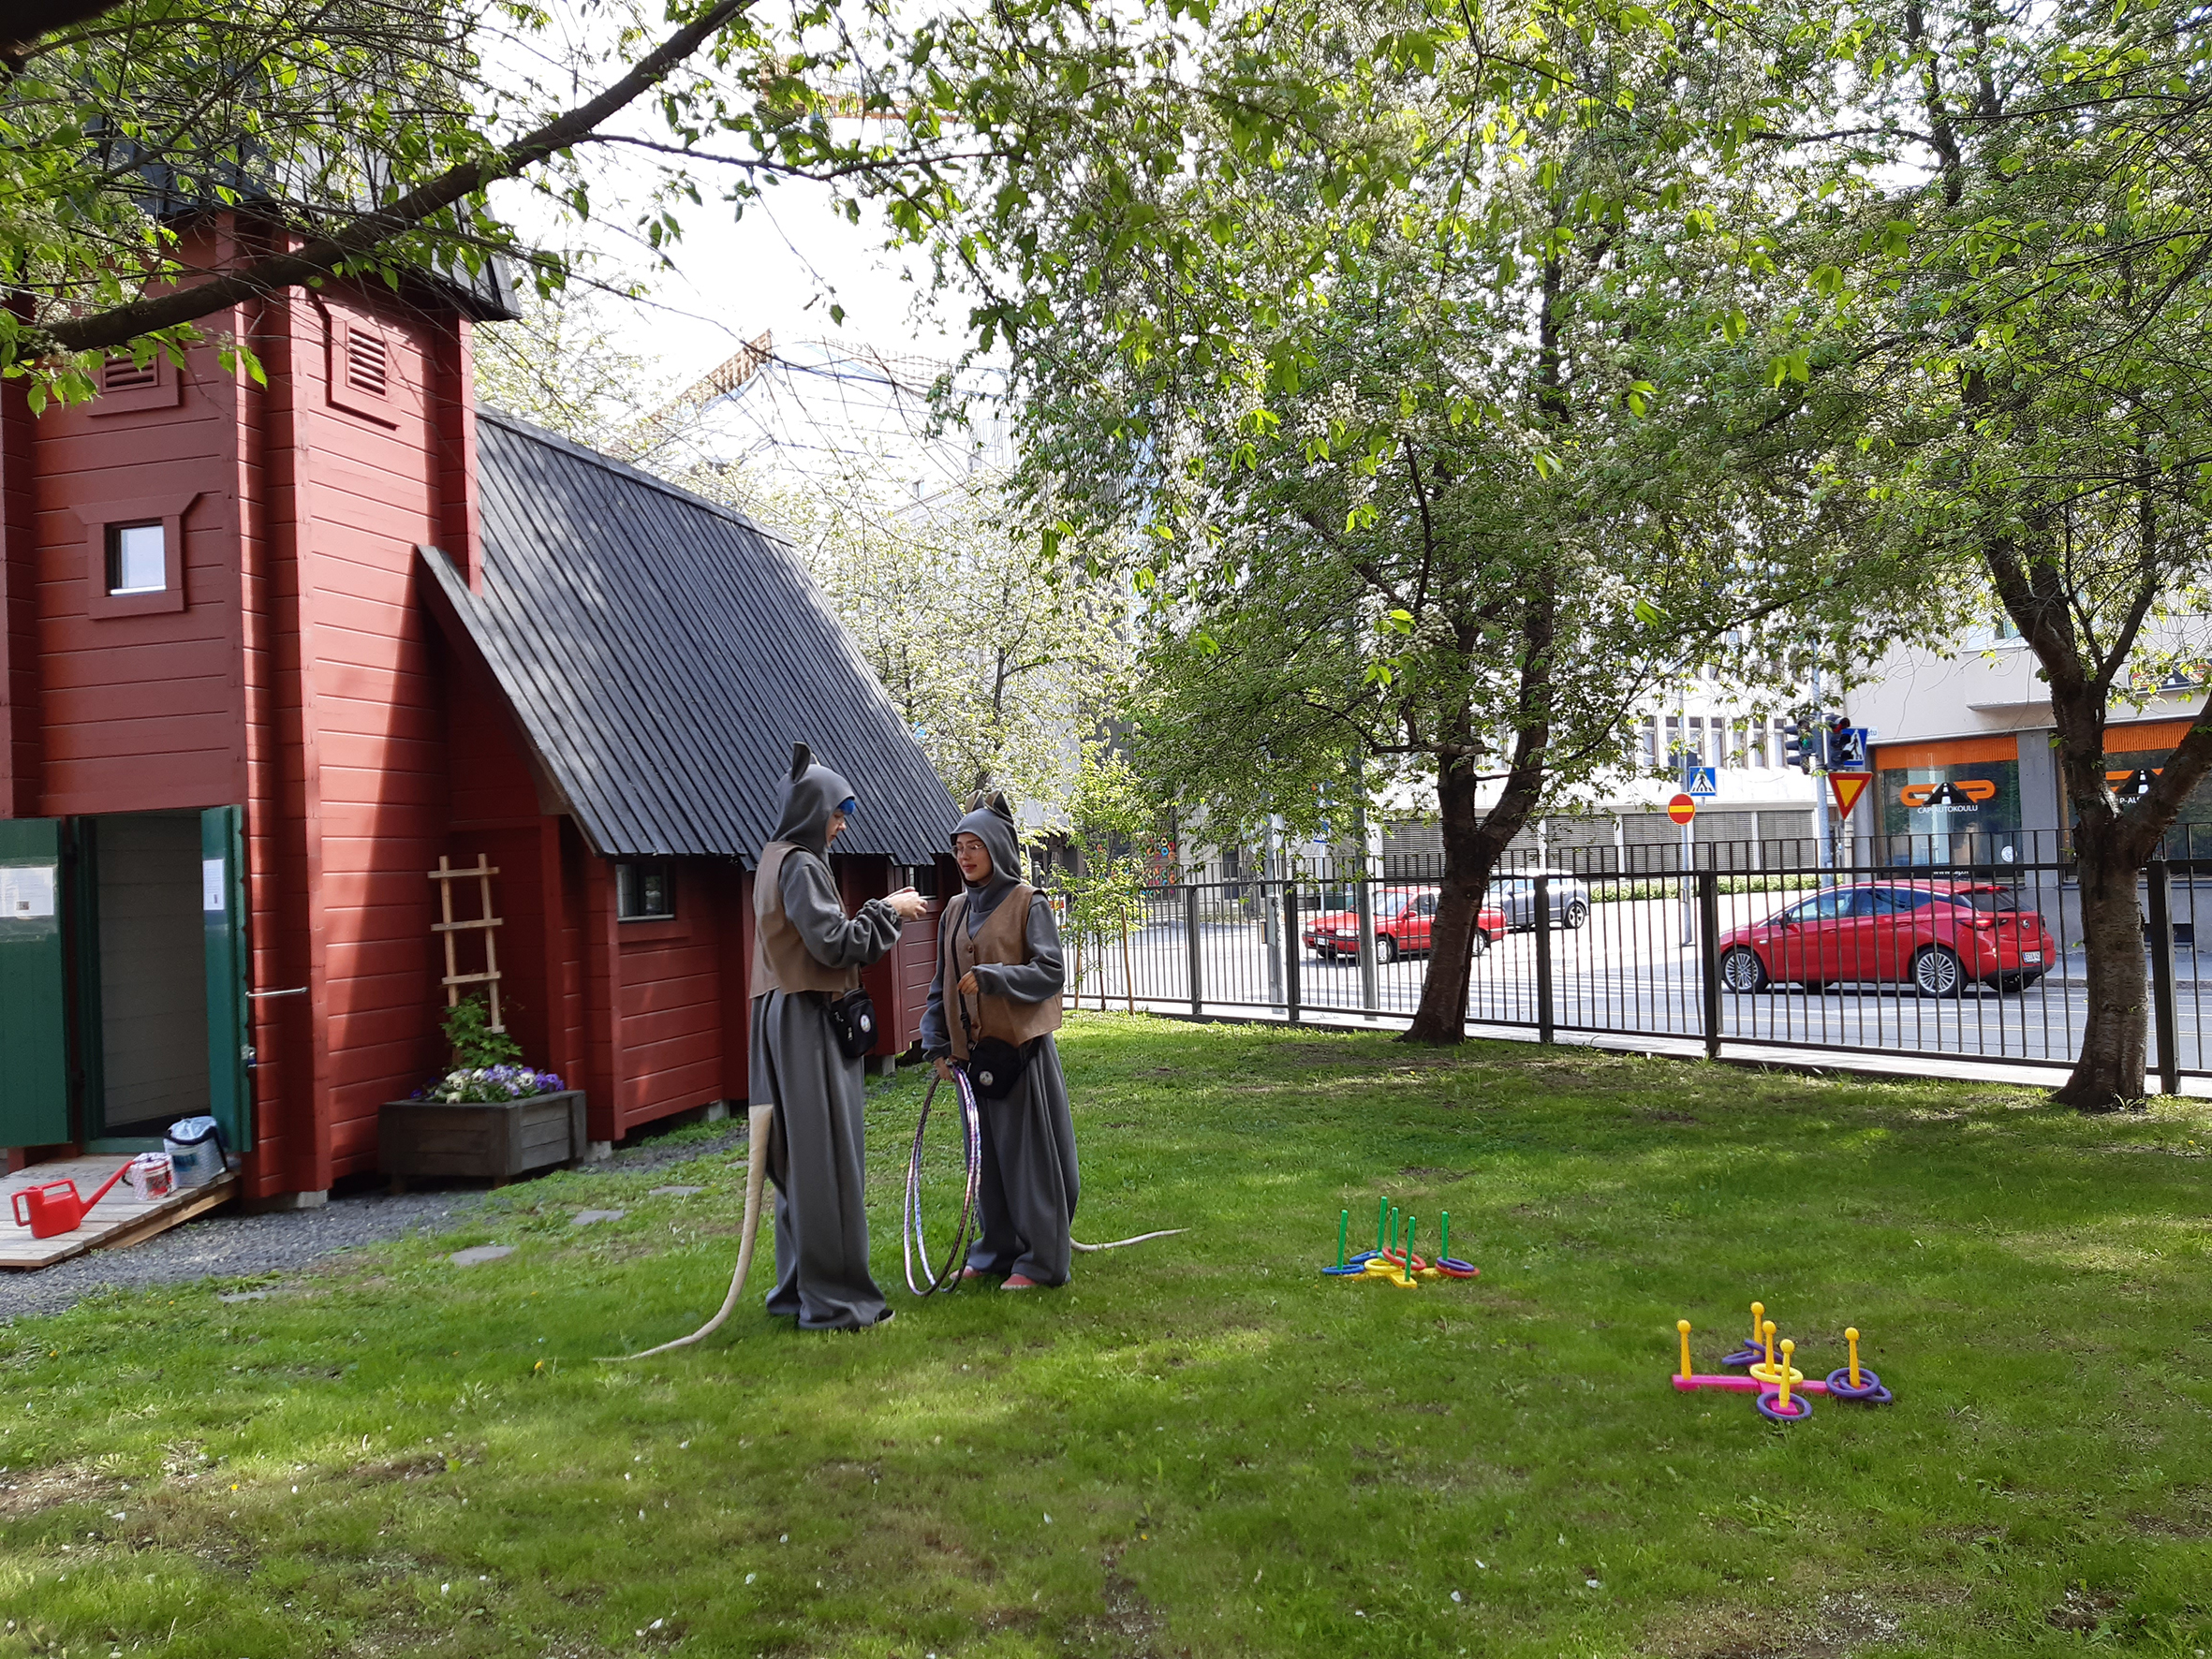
[422,410,954,865]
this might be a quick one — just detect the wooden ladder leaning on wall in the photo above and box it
[429,854,504,1032]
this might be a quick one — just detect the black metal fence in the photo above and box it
[1052,832,2212,1088]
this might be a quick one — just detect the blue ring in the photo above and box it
[1754,1387,1812,1423]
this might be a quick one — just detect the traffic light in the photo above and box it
[1826,713,1865,770]
[1782,717,1821,773]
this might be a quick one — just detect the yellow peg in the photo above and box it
[1846,1327,1862,1389]
[1677,1319,1693,1382]
[1749,1300,1764,1346]
[1762,1318,1777,1370]
[1777,1340,1795,1413]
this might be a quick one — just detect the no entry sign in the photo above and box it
[1667,793,1697,825]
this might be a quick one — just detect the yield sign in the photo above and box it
[1829,771,1873,818]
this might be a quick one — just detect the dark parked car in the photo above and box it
[1716,880,2056,996]
[1304,886,1511,962]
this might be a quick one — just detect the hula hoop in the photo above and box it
[903,1068,983,1296]
[1754,1387,1812,1423]
[1824,1367,1893,1403]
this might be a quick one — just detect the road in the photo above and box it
[1069,893,2212,1071]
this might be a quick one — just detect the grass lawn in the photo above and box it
[6,1016,2212,1658]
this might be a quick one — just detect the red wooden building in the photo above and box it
[0,224,955,1202]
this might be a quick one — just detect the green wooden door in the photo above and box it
[0,817,70,1146]
[201,806,252,1152]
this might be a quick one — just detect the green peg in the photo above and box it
[1441,1211,1451,1267]
[1377,1195,1389,1252]
[1336,1209,1349,1267]
[1408,1215,1418,1275]
[1391,1206,1400,1259]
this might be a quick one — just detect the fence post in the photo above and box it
[1282,881,1302,1024]
[1698,868,1722,1061]
[1534,874,1555,1043]
[1185,883,1202,1019]
[2149,858,2180,1095]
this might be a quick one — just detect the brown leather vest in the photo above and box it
[944,883,1064,1059]
[750,841,861,998]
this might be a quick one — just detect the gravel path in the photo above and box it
[1,1123,749,1325]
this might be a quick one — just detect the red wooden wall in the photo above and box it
[0,217,939,1192]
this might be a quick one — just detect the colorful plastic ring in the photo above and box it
[1748,1364,1805,1387]
[1720,1346,1765,1370]
[1754,1387,1812,1423]
[1321,1264,1366,1275]
[1434,1259,1480,1278]
[1825,1368,1892,1402]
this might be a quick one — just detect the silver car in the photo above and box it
[1488,870,1591,931]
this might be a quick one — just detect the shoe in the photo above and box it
[960,1266,993,1283]
[1001,1274,1040,1291]
[871,1308,896,1328]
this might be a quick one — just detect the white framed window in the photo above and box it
[106,522,166,595]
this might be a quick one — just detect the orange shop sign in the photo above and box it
[1900,779,1998,809]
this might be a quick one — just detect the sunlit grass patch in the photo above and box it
[4,1014,2210,1656]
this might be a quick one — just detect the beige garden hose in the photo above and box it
[600,1102,773,1361]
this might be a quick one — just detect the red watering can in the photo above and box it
[10,1162,133,1239]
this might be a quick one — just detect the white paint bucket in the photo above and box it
[123,1152,175,1202]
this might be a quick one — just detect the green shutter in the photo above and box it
[201,806,252,1152]
[0,817,70,1146]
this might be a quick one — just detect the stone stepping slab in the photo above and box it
[648,1186,704,1197]
[571,1210,626,1226]
[449,1245,514,1266]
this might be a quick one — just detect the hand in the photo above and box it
[883,888,927,920]
[934,1057,954,1081]
[958,970,980,995]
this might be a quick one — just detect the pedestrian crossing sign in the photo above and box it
[1685,767,1718,798]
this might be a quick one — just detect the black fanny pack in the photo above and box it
[823,988,878,1060]
[965,1035,1033,1100]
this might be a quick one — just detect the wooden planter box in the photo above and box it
[378,1090,587,1190]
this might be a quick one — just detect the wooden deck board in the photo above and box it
[0,1159,238,1270]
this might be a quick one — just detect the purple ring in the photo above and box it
[1435,1258,1479,1277]
[1720,1347,1765,1370]
[1823,1367,1890,1402]
[1754,1387,1812,1423]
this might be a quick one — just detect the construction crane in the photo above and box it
[607,330,773,462]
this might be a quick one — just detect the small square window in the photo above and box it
[616,859,675,921]
[106,522,166,595]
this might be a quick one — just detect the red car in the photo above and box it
[1305,886,1511,962]
[1717,880,2056,997]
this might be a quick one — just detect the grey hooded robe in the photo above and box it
[751,751,905,1329]
[920,802,1080,1286]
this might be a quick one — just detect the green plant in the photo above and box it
[440,995,522,1070]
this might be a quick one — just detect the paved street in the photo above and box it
[1070,893,2212,1073]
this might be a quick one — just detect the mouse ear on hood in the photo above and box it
[984,791,1013,823]
[789,741,813,781]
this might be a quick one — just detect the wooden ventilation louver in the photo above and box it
[430,854,505,1032]
[346,329,390,398]
[102,357,159,392]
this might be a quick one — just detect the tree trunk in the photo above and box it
[2054,829,2150,1109]
[1406,756,1539,1042]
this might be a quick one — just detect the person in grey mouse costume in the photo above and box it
[919,791,1078,1289]
[752,742,927,1329]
